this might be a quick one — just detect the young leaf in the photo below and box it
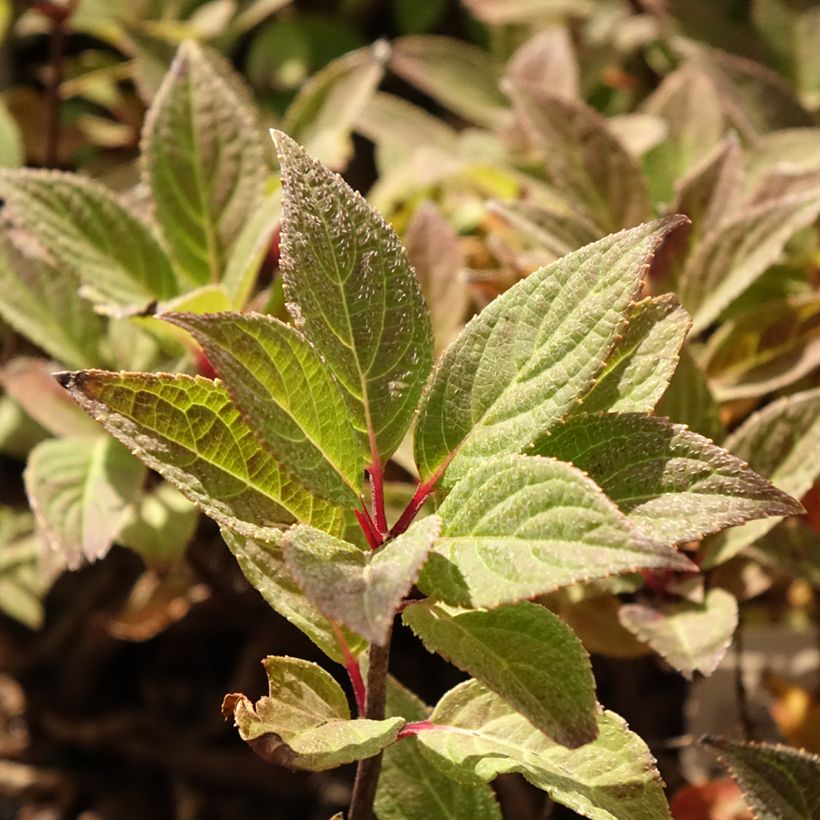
[678,189,820,334]
[283,516,441,646]
[577,295,691,414]
[25,436,145,569]
[0,238,107,370]
[272,131,433,464]
[417,454,694,609]
[702,388,820,567]
[143,40,266,285]
[165,312,363,507]
[222,656,404,771]
[282,42,388,170]
[375,680,502,820]
[413,217,685,487]
[221,528,365,663]
[533,413,801,544]
[57,371,343,538]
[0,170,177,309]
[701,293,820,400]
[389,36,508,128]
[510,84,651,233]
[417,680,671,820]
[705,738,820,820]
[619,588,738,679]
[403,600,598,748]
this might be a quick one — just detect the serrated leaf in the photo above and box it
[375,679,502,820]
[143,40,266,285]
[510,83,650,233]
[389,36,508,128]
[221,528,365,662]
[679,189,820,334]
[413,218,685,486]
[656,345,724,442]
[57,370,343,538]
[578,295,691,414]
[25,435,145,569]
[702,293,820,401]
[166,311,363,506]
[272,131,432,465]
[283,42,388,170]
[619,588,737,679]
[705,738,820,820]
[533,413,801,545]
[417,454,694,609]
[223,656,404,771]
[417,680,671,820]
[403,600,598,748]
[703,388,820,567]
[0,169,177,309]
[0,238,107,370]
[283,516,440,646]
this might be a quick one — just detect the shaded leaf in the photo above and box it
[390,36,508,128]
[283,516,441,646]
[221,528,365,662]
[510,83,650,233]
[283,42,388,170]
[403,600,598,748]
[705,738,820,820]
[413,218,685,486]
[143,40,266,284]
[57,370,343,537]
[418,680,671,820]
[534,413,801,544]
[0,394,49,459]
[0,169,177,309]
[578,295,691,414]
[507,27,579,101]
[25,436,145,569]
[461,0,590,24]
[754,521,820,588]
[273,131,432,465]
[0,508,51,629]
[417,454,694,610]
[223,656,404,771]
[619,588,737,679]
[167,311,363,506]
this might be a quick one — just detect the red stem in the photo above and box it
[331,621,366,716]
[369,461,388,536]
[390,478,435,538]
[397,720,436,739]
[355,508,381,551]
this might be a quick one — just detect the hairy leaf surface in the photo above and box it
[414,218,685,486]
[403,600,598,748]
[418,455,694,609]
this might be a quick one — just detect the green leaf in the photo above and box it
[413,217,685,487]
[417,454,694,609]
[221,528,365,662]
[678,189,820,334]
[0,508,51,629]
[389,36,508,128]
[0,394,49,459]
[283,42,388,170]
[57,370,343,538]
[705,738,820,820]
[577,295,691,414]
[533,413,801,545]
[166,311,363,507]
[222,656,404,771]
[656,345,724,442]
[375,679,502,820]
[702,388,820,567]
[403,600,598,748]
[702,293,820,400]
[754,521,820,588]
[510,84,650,233]
[25,435,145,569]
[417,680,671,820]
[272,131,433,465]
[0,170,177,310]
[143,40,266,285]
[0,98,23,168]
[619,588,738,679]
[283,516,440,646]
